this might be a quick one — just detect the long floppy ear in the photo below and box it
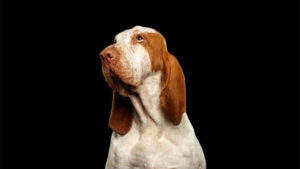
[108,91,133,135]
[160,53,186,125]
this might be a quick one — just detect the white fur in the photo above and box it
[105,26,206,169]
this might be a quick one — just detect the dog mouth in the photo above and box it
[102,65,136,93]
[102,66,118,89]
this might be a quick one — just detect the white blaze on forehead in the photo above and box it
[114,26,155,85]
[115,25,156,42]
[132,25,157,33]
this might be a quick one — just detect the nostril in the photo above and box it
[106,52,113,58]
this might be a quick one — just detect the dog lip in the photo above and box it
[99,53,104,60]
[103,68,119,88]
[102,64,136,93]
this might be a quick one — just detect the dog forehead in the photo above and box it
[115,26,157,41]
[132,26,157,33]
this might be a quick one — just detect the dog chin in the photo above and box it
[102,66,137,96]
[105,72,136,96]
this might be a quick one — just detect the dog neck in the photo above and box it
[128,71,167,129]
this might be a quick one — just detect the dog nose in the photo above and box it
[99,48,116,61]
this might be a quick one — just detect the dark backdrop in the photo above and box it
[1,1,299,169]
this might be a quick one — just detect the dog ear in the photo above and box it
[108,91,133,135]
[160,53,186,125]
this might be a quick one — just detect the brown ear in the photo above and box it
[108,91,133,135]
[160,53,186,125]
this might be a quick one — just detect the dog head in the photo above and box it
[100,26,186,135]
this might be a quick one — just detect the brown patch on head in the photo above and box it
[132,31,186,125]
[131,32,166,71]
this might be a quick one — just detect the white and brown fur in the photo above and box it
[99,26,206,169]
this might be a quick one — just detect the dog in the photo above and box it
[99,26,206,169]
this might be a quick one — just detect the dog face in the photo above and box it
[100,26,160,95]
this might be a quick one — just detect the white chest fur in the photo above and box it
[105,72,206,169]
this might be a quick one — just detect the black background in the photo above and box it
[1,1,299,169]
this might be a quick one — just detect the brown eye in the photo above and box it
[113,39,117,43]
[137,35,143,41]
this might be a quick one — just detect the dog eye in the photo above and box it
[113,39,117,43]
[137,35,143,41]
